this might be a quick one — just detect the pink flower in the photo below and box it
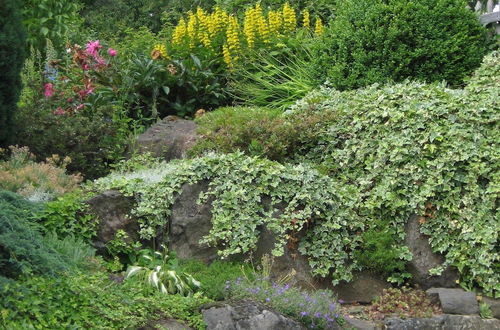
[44,83,54,98]
[95,56,106,66]
[76,104,84,111]
[85,40,102,57]
[108,48,117,57]
[53,107,66,115]
[78,88,94,99]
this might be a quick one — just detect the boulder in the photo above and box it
[484,297,500,319]
[404,214,459,289]
[426,288,479,315]
[385,314,500,330]
[132,116,198,161]
[332,272,391,304]
[343,317,377,330]
[201,300,310,330]
[169,182,218,263]
[86,190,138,252]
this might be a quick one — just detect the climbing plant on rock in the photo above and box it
[92,152,362,284]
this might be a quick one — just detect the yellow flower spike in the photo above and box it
[151,44,168,59]
[268,10,282,36]
[315,17,324,36]
[302,9,310,28]
[282,2,297,34]
[226,15,241,55]
[207,12,218,37]
[255,3,270,43]
[172,18,187,46]
[187,11,197,49]
[222,43,232,68]
[244,7,256,48]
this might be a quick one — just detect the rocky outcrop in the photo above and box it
[86,190,138,252]
[426,288,479,315]
[385,315,500,330]
[404,214,458,289]
[169,182,218,263]
[332,272,391,304]
[484,297,500,319]
[132,116,198,161]
[201,300,310,330]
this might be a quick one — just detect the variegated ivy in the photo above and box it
[92,152,362,284]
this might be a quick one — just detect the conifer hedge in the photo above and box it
[0,0,26,146]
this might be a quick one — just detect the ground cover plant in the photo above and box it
[190,52,500,295]
[91,152,362,284]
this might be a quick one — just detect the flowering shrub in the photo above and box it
[156,2,324,68]
[41,40,120,116]
[225,276,343,329]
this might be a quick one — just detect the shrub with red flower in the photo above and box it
[42,40,119,116]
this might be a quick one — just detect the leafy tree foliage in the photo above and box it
[22,0,82,55]
[0,0,26,147]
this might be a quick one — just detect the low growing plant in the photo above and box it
[0,146,81,202]
[126,245,201,296]
[225,256,344,329]
[91,152,362,284]
[179,259,254,300]
[368,287,441,320]
[0,268,211,329]
[36,190,98,243]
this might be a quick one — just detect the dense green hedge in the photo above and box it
[0,0,26,147]
[312,0,488,90]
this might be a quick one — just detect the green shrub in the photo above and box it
[14,105,129,180]
[190,106,336,161]
[179,259,252,300]
[0,270,210,329]
[354,220,411,284]
[312,0,488,90]
[0,0,26,147]
[0,190,93,279]
[36,191,98,243]
[0,146,82,202]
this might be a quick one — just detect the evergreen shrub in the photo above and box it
[0,0,26,147]
[0,190,93,279]
[312,0,488,90]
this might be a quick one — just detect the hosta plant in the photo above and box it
[125,245,201,296]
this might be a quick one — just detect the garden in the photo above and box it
[0,0,499,329]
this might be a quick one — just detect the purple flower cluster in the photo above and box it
[225,275,343,329]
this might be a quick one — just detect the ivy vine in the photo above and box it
[92,152,362,284]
